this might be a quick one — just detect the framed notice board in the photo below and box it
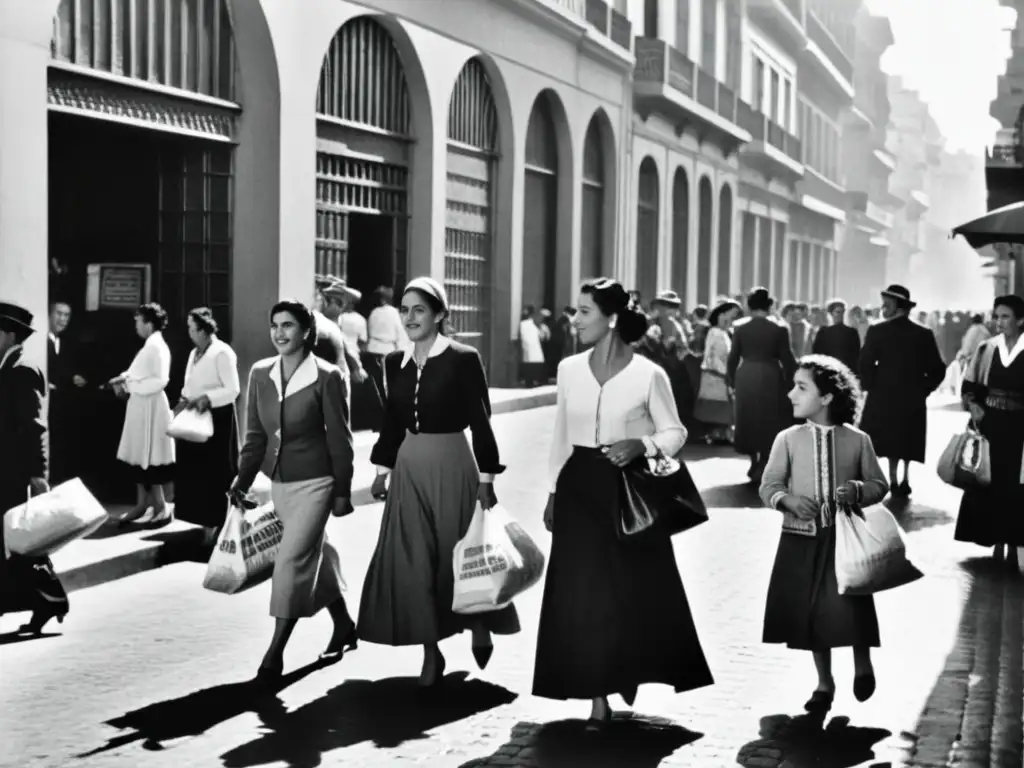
[85,264,152,311]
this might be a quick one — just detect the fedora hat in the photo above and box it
[0,302,35,337]
[651,290,682,308]
[880,284,917,308]
[321,277,362,303]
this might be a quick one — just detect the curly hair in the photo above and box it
[797,354,863,426]
[136,302,168,331]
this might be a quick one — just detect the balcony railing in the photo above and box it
[583,0,632,49]
[553,0,586,15]
[806,11,853,84]
[737,103,802,164]
[634,37,695,97]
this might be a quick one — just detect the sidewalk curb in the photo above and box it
[55,388,557,594]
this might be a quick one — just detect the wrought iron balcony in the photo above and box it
[805,10,854,94]
[738,106,803,177]
[746,0,806,52]
[797,170,848,218]
[633,38,751,150]
[583,0,633,49]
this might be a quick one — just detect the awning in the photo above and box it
[952,200,1024,248]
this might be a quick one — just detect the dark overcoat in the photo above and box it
[858,315,946,462]
[0,346,48,520]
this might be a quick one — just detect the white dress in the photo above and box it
[117,331,176,470]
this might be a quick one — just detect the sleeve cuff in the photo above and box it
[479,473,494,483]
[769,491,787,511]
[375,466,390,476]
[641,436,658,457]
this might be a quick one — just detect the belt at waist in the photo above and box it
[985,388,1024,412]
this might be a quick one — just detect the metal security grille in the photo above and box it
[50,0,237,102]
[315,152,408,278]
[157,144,233,339]
[445,58,498,366]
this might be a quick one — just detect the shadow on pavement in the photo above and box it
[699,483,762,509]
[896,557,1024,767]
[885,496,956,533]
[0,629,61,645]
[461,715,702,767]
[736,712,890,768]
[219,671,517,767]
[76,659,329,758]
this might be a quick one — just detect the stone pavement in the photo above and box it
[2,398,1022,768]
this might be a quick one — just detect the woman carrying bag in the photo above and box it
[694,300,740,444]
[172,307,240,546]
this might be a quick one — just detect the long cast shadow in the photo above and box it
[220,671,517,767]
[461,714,702,768]
[76,660,328,758]
[736,712,890,768]
[884,495,956,533]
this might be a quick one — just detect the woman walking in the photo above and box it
[728,287,797,483]
[112,303,176,525]
[360,277,520,688]
[533,277,713,728]
[760,355,888,713]
[955,295,1024,568]
[172,308,240,546]
[694,299,740,443]
[231,299,357,681]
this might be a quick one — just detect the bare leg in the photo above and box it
[420,642,445,686]
[323,597,357,653]
[887,459,899,490]
[122,484,149,522]
[812,650,835,693]
[261,617,298,670]
[900,460,911,491]
[852,646,873,677]
[149,484,168,519]
[589,696,611,723]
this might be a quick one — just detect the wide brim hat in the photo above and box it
[708,299,741,327]
[880,284,917,308]
[321,278,362,303]
[0,302,35,336]
[651,290,682,308]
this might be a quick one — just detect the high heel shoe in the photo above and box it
[319,623,359,662]
[18,609,65,636]
[472,642,494,670]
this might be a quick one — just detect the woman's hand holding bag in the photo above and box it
[477,482,498,511]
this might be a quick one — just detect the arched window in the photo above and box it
[581,117,606,280]
[671,168,689,298]
[636,158,660,303]
[696,176,714,304]
[522,92,560,312]
[716,185,733,296]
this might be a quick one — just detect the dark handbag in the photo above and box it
[619,450,708,541]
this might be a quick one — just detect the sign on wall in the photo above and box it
[85,264,152,311]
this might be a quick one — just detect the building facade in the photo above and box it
[0,0,638,392]
[836,7,897,307]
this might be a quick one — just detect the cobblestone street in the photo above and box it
[2,400,1022,768]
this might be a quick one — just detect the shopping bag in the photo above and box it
[452,503,546,614]
[3,478,109,557]
[937,424,991,489]
[202,500,283,594]
[834,504,923,596]
[167,408,214,443]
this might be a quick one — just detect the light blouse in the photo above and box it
[181,336,241,408]
[367,305,408,356]
[547,352,687,492]
[702,326,731,374]
[121,331,171,396]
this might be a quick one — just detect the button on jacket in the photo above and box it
[236,352,354,499]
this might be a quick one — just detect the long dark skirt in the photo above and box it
[733,360,791,457]
[0,489,70,619]
[763,525,879,650]
[358,431,521,646]
[955,409,1024,546]
[532,447,714,701]
[173,404,238,528]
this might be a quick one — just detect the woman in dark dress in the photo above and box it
[360,277,520,688]
[534,278,713,728]
[728,287,797,482]
[955,295,1024,569]
[760,356,889,713]
[172,308,240,544]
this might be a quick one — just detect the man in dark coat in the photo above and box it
[0,301,70,634]
[47,300,89,484]
[812,298,861,373]
[858,285,946,497]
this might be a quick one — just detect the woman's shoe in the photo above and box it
[804,689,835,713]
[853,673,876,702]
[18,609,65,636]
[471,642,494,671]
[418,655,446,690]
[319,623,358,662]
[253,663,283,686]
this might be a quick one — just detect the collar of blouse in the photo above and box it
[400,334,450,368]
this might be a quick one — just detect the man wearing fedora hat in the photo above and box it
[0,301,70,633]
[858,284,946,497]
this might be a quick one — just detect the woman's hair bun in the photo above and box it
[615,302,649,344]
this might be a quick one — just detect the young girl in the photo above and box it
[759,354,889,713]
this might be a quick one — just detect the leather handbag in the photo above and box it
[619,450,708,542]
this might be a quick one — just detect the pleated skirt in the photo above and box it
[357,431,521,646]
[532,447,714,701]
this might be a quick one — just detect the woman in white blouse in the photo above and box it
[693,300,741,443]
[110,303,176,525]
[172,307,241,543]
[532,278,714,729]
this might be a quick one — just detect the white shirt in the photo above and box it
[367,305,407,355]
[339,311,368,350]
[548,352,688,492]
[519,319,545,363]
[181,336,241,408]
[49,332,60,356]
[121,331,172,396]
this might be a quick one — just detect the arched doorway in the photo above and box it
[636,157,660,303]
[445,57,498,366]
[697,176,714,304]
[47,0,240,503]
[523,92,559,313]
[581,116,606,280]
[672,168,689,299]
[716,184,733,296]
[315,16,412,305]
